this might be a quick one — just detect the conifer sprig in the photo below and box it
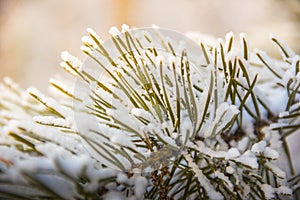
[0,26,299,199]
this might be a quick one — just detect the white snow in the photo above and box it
[270,34,296,60]
[264,147,279,160]
[225,32,234,44]
[225,148,240,160]
[27,87,70,117]
[155,55,164,66]
[109,26,121,36]
[188,141,227,159]
[237,137,249,152]
[184,153,223,200]
[86,28,103,44]
[131,108,152,122]
[31,174,79,199]
[278,111,290,118]
[254,49,284,78]
[1,26,299,200]
[61,51,83,72]
[80,46,93,56]
[121,24,130,33]
[203,103,239,138]
[33,116,70,127]
[81,35,98,49]
[134,176,147,199]
[116,173,128,184]
[239,33,248,59]
[234,150,258,169]
[168,55,178,66]
[60,61,78,76]
[225,166,235,174]
[251,141,266,154]
[54,154,90,179]
[276,186,293,195]
[212,170,233,190]
[261,184,275,199]
[110,130,136,149]
[265,162,286,179]
[103,191,125,200]
[86,167,117,183]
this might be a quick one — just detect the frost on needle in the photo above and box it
[0,25,299,199]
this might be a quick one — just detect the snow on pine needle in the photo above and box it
[0,25,299,199]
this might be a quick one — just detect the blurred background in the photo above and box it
[0,0,300,173]
[0,0,299,91]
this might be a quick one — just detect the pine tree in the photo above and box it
[0,25,299,199]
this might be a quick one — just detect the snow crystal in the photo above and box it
[242,117,255,136]
[155,129,178,150]
[278,111,290,118]
[49,78,74,97]
[276,186,292,195]
[251,141,266,154]
[189,141,227,158]
[89,81,97,91]
[54,155,90,179]
[254,49,284,78]
[225,32,234,43]
[270,34,296,60]
[239,33,246,39]
[213,170,233,190]
[261,184,275,199]
[155,55,164,66]
[3,77,14,86]
[131,108,152,122]
[235,150,258,169]
[81,35,98,49]
[121,24,130,33]
[289,101,300,112]
[134,176,147,199]
[86,28,98,37]
[225,148,240,160]
[240,182,251,197]
[184,153,223,200]
[110,130,136,149]
[265,162,286,179]
[86,28,103,43]
[103,191,125,200]
[6,120,21,134]
[269,123,285,130]
[60,61,77,76]
[27,87,70,117]
[86,167,117,183]
[106,109,144,136]
[61,51,83,72]
[180,118,193,144]
[203,103,239,138]
[17,157,55,175]
[217,37,223,45]
[226,166,235,174]
[168,55,178,66]
[0,146,23,161]
[34,174,79,199]
[151,24,160,29]
[264,147,279,160]
[116,173,128,184]
[225,48,240,63]
[109,26,121,36]
[33,116,70,127]
[237,137,249,152]
[263,128,282,149]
